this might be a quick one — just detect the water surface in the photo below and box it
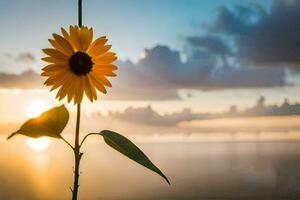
[1,137,300,200]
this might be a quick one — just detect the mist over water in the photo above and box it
[1,136,300,200]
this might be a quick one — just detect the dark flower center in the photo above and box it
[69,51,93,76]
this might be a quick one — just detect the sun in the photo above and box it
[26,137,51,152]
[26,101,48,118]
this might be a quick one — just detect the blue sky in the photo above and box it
[0,0,270,63]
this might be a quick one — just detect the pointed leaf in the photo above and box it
[99,130,170,184]
[8,105,69,139]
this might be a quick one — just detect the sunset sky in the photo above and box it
[0,0,300,123]
[2,1,300,199]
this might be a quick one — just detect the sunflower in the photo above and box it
[41,25,118,104]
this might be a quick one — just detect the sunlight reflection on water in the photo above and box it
[1,135,300,199]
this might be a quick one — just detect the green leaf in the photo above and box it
[99,130,170,185]
[8,105,69,139]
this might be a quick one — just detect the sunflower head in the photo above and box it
[41,25,118,104]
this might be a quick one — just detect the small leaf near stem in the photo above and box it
[7,105,69,139]
[81,130,170,185]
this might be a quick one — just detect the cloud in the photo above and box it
[0,70,42,89]
[108,45,287,100]
[15,53,35,63]
[108,106,196,126]
[106,96,300,127]
[0,53,38,73]
[187,35,232,56]
[210,1,300,67]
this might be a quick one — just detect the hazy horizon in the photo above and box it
[1,0,300,199]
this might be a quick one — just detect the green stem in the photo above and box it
[80,133,98,147]
[61,136,74,150]
[72,1,83,199]
[72,103,81,200]
[78,0,82,27]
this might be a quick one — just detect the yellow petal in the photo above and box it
[74,76,84,104]
[47,72,72,88]
[92,66,116,77]
[67,78,76,103]
[61,27,75,49]
[50,79,67,91]
[48,39,71,56]
[88,45,112,58]
[42,48,69,60]
[89,73,107,94]
[41,67,68,76]
[71,77,80,104]
[87,28,93,49]
[82,76,94,101]
[93,64,118,71]
[101,71,117,77]
[95,74,112,87]
[87,74,97,100]
[44,71,69,85]
[56,76,73,100]
[93,74,112,87]
[42,57,67,64]
[92,52,117,65]
[52,34,74,55]
[70,26,80,51]
[80,27,91,51]
[42,64,68,72]
[87,36,107,52]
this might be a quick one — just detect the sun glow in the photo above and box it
[26,101,48,118]
[26,137,51,152]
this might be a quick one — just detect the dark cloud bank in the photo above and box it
[0,1,298,100]
[209,0,300,67]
